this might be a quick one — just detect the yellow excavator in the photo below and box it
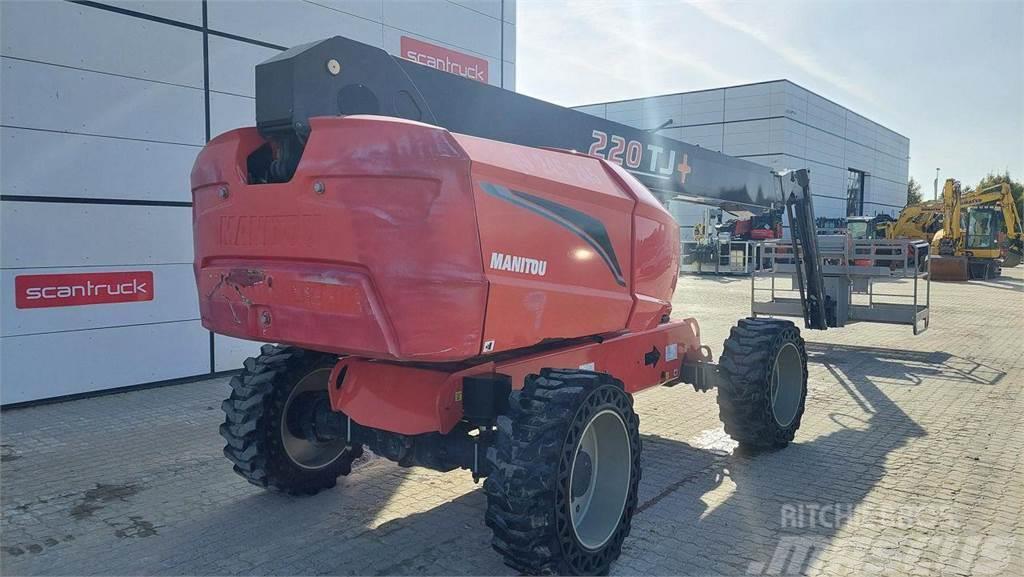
[928,179,1023,280]
[878,200,944,244]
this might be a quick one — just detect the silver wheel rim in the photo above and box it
[280,368,348,470]
[770,343,803,428]
[569,409,631,550]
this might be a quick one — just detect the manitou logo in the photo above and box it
[490,252,547,277]
[15,271,154,309]
[400,36,489,83]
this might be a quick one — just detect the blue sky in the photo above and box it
[516,0,1024,195]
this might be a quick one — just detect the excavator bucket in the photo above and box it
[1002,247,1023,268]
[929,255,970,281]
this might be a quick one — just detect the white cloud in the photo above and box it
[570,0,744,88]
[689,0,878,105]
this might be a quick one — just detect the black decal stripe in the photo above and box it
[481,182,626,287]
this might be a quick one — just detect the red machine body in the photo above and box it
[192,115,680,364]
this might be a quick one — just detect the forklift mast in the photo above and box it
[253,35,828,330]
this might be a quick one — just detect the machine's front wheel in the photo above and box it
[484,369,641,575]
[220,344,362,495]
[718,318,808,449]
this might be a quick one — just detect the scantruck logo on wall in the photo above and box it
[400,36,488,83]
[15,271,154,309]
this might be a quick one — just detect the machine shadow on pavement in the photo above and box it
[343,343,1000,576]
[968,275,1024,292]
[0,344,1003,576]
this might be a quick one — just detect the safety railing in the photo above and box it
[680,240,767,275]
[750,236,931,334]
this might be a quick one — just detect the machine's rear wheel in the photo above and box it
[220,344,362,495]
[484,369,641,575]
[718,318,808,449]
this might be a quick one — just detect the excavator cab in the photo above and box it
[963,206,1001,252]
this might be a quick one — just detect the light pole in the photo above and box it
[934,168,940,200]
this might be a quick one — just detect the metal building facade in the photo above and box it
[573,80,910,233]
[0,0,516,404]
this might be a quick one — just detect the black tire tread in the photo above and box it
[484,368,641,575]
[219,344,362,496]
[717,317,808,449]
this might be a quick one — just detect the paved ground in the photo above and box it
[2,268,1022,576]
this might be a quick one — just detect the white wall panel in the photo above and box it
[863,202,899,217]
[0,320,209,404]
[844,140,874,172]
[1,1,203,88]
[503,0,516,24]
[723,93,771,122]
[845,112,876,147]
[802,161,845,199]
[451,0,501,19]
[725,83,771,99]
[741,153,786,172]
[771,117,806,158]
[1,128,198,203]
[383,0,500,58]
[303,0,382,21]
[723,120,770,156]
[805,93,845,136]
[1,264,198,337]
[642,106,681,131]
[503,21,515,63]
[207,0,383,49]
[502,60,515,91]
[805,126,844,168]
[770,81,807,123]
[214,334,266,372]
[95,0,202,26]
[209,91,256,137]
[812,196,847,218]
[866,179,904,209]
[1,58,205,145]
[642,95,683,129]
[208,35,280,97]
[1,203,192,268]
[605,100,641,114]
[678,124,723,152]
[575,104,607,118]
[681,91,724,125]
[603,101,642,127]
[1,0,517,403]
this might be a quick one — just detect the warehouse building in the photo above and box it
[0,0,516,404]
[573,81,910,235]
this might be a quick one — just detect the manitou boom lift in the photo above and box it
[192,36,867,575]
[252,36,829,330]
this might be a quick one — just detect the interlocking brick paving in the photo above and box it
[2,269,1021,576]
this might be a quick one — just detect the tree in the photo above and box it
[973,171,1023,217]
[906,177,923,205]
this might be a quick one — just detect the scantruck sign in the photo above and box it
[15,271,154,309]
[400,36,488,83]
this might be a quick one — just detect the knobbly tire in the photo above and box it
[220,344,362,495]
[484,369,642,576]
[718,318,808,450]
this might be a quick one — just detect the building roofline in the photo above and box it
[571,79,909,141]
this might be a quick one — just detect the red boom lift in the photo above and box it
[193,36,830,575]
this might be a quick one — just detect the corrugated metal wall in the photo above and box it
[0,0,516,404]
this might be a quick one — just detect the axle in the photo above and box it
[287,386,494,478]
